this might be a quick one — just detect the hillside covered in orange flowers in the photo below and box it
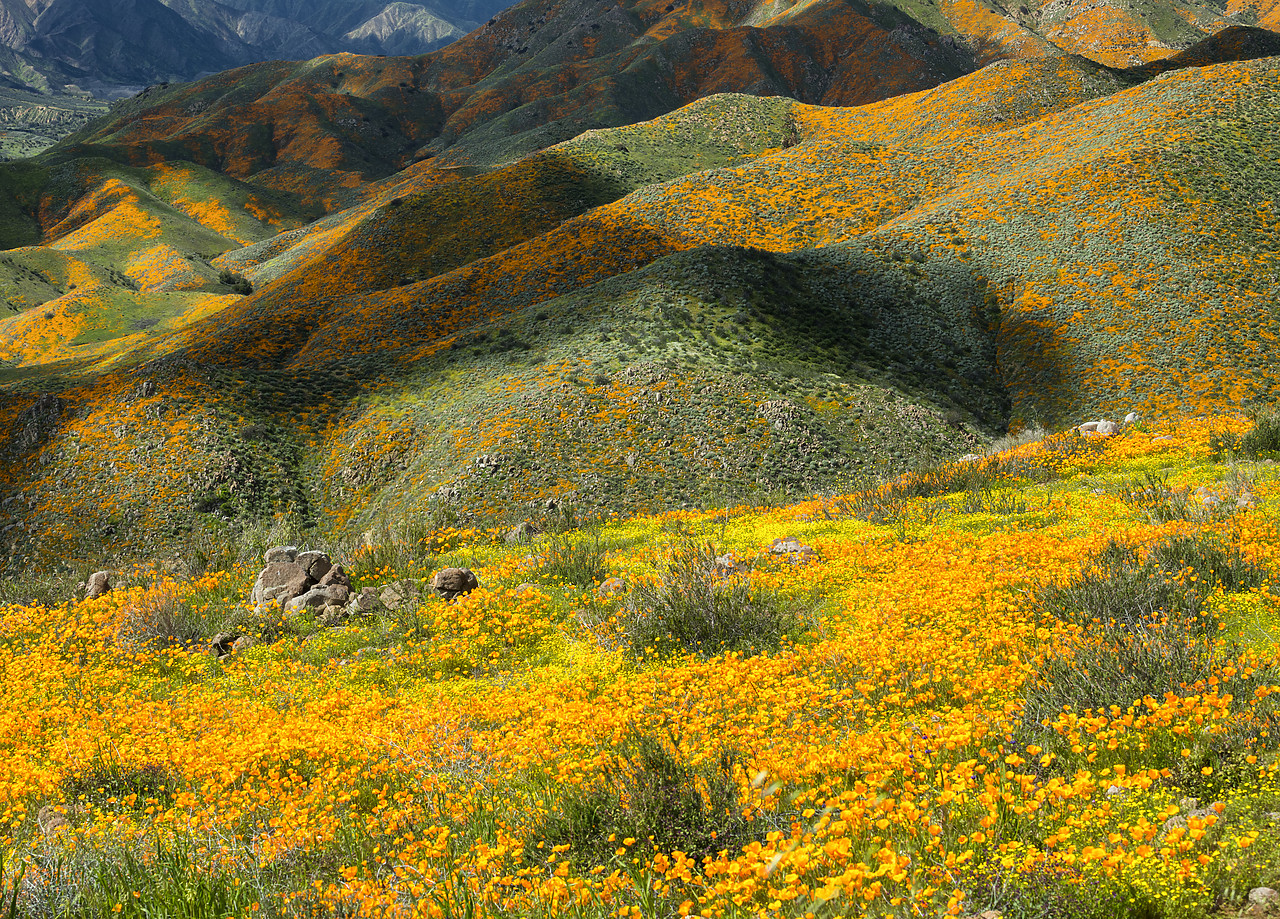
[0,0,1272,565]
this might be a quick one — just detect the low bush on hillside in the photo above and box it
[1211,405,1280,459]
[217,269,253,295]
[535,531,610,589]
[532,733,763,868]
[116,591,210,650]
[619,541,819,658]
[1020,534,1278,777]
[1032,534,1266,633]
[61,747,178,815]
[824,429,1107,524]
[23,842,265,919]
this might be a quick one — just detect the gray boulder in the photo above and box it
[251,561,311,606]
[380,580,420,611]
[264,546,298,565]
[770,536,816,563]
[294,551,332,581]
[348,586,383,615]
[1096,420,1121,436]
[319,605,347,628]
[85,570,111,599]
[431,568,478,600]
[506,522,536,544]
[211,632,239,657]
[319,564,350,588]
[285,584,351,611]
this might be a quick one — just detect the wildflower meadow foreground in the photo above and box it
[2,417,1280,919]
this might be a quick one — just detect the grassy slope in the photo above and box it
[0,31,1276,566]
[0,45,1277,562]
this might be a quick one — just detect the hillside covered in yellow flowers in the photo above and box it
[1,414,1279,918]
[0,0,1275,915]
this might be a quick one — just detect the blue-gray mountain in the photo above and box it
[0,0,504,95]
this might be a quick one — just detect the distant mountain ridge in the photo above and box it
[0,0,497,96]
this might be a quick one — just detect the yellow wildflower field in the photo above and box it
[1,418,1278,918]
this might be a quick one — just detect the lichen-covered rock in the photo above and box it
[380,580,419,611]
[348,586,382,615]
[285,584,351,611]
[319,564,351,588]
[596,577,626,597]
[770,536,815,562]
[211,633,238,657]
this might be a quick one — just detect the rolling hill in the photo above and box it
[0,0,1271,565]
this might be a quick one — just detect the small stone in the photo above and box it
[319,605,347,628]
[85,570,111,599]
[431,568,479,600]
[1078,421,1100,434]
[348,586,382,615]
[264,546,298,565]
[596,577,626,597]
[770,536,815,562]
[38,805,69,836]
[1096,420,1121,436]
[1124,411,1140,425]
[506,522,536,544]
[380,580,418,611]
[514,583,541,595]
[210,632,238,657]
[958,453,982,463]
[1249,888,1279,906]
[230,635,256,654]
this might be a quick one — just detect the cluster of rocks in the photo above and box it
[1078,411,1139,436]
[208,548,480,658]
[251,547,352,615]
[1196,483,1255,511]
[769,536,816,564]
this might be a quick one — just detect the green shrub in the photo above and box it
[1211,405,1280,459]
[1021,533,1275,751]
[62,747,177,813]
[1033,534,1265,634]
[536,531,609,589]
[822,429,1104,525]
[117,591,210,650]
[532,733,762,866]
[1117,471,1197,523]
[217,269,253,295]
[958,483,1028,516]
[621,541,818,658]
[26,841,266,919]
[1021,609,1220,729]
